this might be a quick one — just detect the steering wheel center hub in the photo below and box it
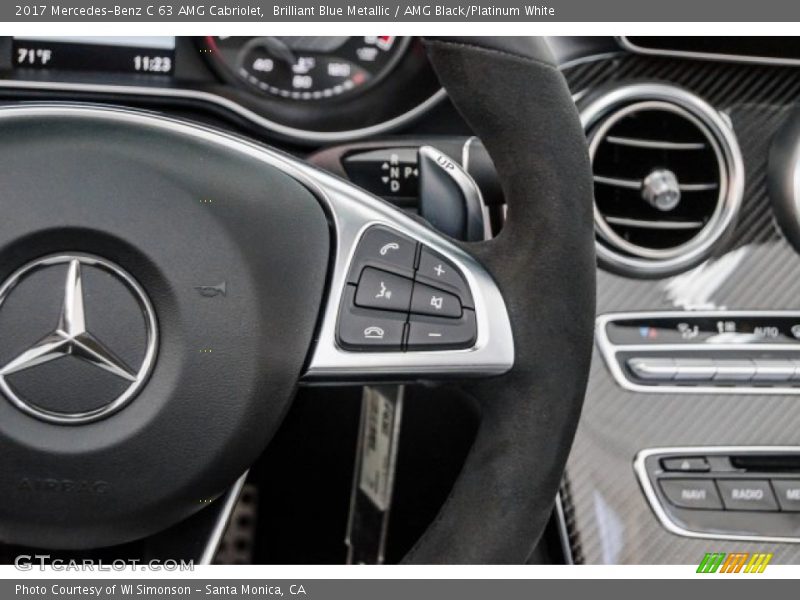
[0,107,331,549]
[0,254,158,424]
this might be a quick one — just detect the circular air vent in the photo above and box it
[581,84,744,275]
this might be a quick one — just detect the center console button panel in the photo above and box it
[604,314,800,346]
[598,311,800,394]
[636,447,800,542]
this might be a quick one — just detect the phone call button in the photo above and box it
[347,226,418,283]
[338,286,407,350]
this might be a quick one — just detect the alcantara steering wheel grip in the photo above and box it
[401,37,596,563]
[0,37,593,563]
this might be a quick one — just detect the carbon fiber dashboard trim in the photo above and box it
[562,53,800,564]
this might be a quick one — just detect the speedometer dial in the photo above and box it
[205,36,410,101]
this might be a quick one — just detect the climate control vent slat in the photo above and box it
[603,216,705,230]
[605,135,707,151]
[593,174,719,192]
[680,182,720,192]
[581,84,744,275]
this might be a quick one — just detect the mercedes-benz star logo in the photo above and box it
[0,255,158,424]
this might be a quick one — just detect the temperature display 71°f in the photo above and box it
[12,36,176,75]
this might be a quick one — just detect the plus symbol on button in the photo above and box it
[434,264,445,277]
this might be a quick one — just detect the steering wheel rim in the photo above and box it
[401,37,595,563]
[0,37,594,563]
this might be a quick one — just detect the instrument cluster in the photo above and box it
[0,36,444,144]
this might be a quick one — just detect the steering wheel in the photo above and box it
[0,37,594,563]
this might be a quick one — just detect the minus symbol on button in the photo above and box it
[427,332,442,337]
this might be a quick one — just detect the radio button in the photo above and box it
[717,479,778,511]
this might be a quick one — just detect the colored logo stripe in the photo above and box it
[720,552,748,573]
[744,553,773,573]
[697,552,773,573]
[697,553,726,573]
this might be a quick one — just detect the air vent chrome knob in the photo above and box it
[641,168,681,211]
